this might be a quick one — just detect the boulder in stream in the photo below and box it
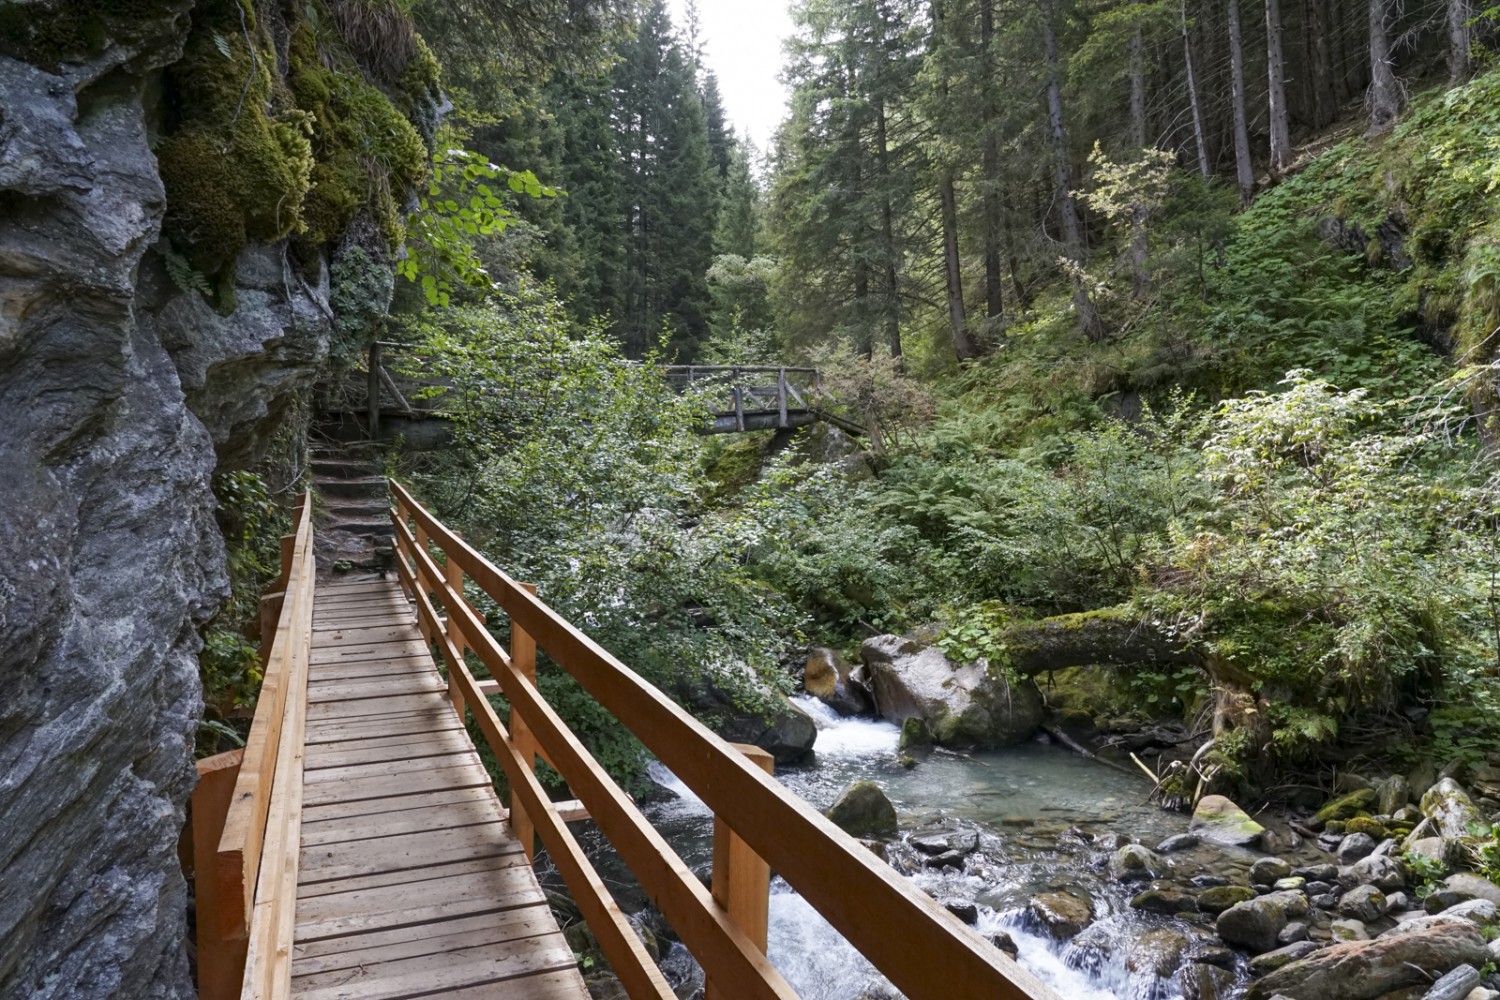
[1245,923,1488,1000]
[1190,794,1266,847]
[803,647,872,717]
[859,635,1043,746]
[825,781,898,839]
[1028,891,1094,938]
[1420,779,1483,841]
[676,667,816,763]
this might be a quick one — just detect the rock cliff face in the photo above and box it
[0,6,332,997]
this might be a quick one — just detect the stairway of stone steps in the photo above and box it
[310,439,394,574]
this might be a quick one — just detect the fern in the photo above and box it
[162,243,212,297]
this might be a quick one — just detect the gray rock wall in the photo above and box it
[0,8,332,998]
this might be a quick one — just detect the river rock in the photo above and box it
[1132,888,1198,915]
[1126,926,1203,977]
[1199,885,1258,914]
[1407,837,1458,874]
[940,898,979,924]
[909,829,979,856]
[1331,919,1371,942]
[1190,794,1266,847]
[825,782,898,839]
[1338,832,1378,864]
[1245,923,1489,1000]
[1376,775,1413,816]
[1180,961,1235,1000]
[1029,892,1094,938]
[679,671,817,763]
[1158,833,1201,853]
[859,635,1043,746]
[1110,844,1165,882]
[1218,895,1295,953]
[1382,900,1499,939]
[1422,964,1481,1000]
[1253,858,1295,885]
[1421,779,1484,841]
[1340,886,1387,922]
[1346,854,1407,892]
[1249,941,1321,975]
[803,647,873,717]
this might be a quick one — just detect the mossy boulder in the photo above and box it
[1198,885,1257,914]
[1421,778,1484,840]
[825,781,898,839]
[1028,892,1094,937]
[1343,816,1387,840]
[1315,788,1379,828]
[1189,794,1266,847]
[860,634,1043,747]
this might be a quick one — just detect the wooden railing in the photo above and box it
[389,481,1058,1000]
[192,491,315,1000]
[662,365,822,433]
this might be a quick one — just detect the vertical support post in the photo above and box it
[414,523,431,636]
[192,748,246,1000]
[705,744,775,1000]
[777,368,789,429]
[509,583,540,860]
[444,534,466,721]
[733,386,745,432]
[367,341,382,440]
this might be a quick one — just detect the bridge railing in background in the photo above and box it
[389,480,1059,1000]
[663,364,822,432]
[191,491,315,1000]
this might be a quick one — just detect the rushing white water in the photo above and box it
[636,698,1225,1000]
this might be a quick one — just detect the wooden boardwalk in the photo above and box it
[292,576,588,1000]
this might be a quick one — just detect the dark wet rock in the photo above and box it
[1338,832,1378,864]
[1306,881,1334,896]
[1158,833,1201,853]
[1191,794,1266,846]
[1245,923,1488,1000]
[922,849,968,870]
[1199,885,1258,914]
[1253,858,1295,885]
[1346,854,1407,893]
[1219,895,1298,953]
[1093,832,1127,852]
[1294,864,1340,882]
[681,673,817,763]
[941,898,978,924]
[860,634,1044,746]
[1110,844,1165,882]
[1279,921,1310,944]
[1340,886,1387,923]
[910,829,979,856]
[1029,891,1094,938]
[1312,893,1340,909]
[1249,941,1321,975]
[1131,888,1198,915]
[803,647,873,717]
[825,781,898,839]
[1194,874,1233,889]
[988,930,1019,960]
[1180,961,1235,1000]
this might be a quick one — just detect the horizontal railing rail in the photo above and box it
[389,480,1058,1000]
[197,491,315,1000]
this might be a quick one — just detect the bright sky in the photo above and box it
[668,0,796,153]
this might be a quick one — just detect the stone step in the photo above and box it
[317,476,390,500]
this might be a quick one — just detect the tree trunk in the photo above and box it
[1448,0,1471,84]
[1129,22,1146,149]
[938,173,976,359]
[1181,0,1212,178]
[1044,0,1106,341]
[981,0,1004,326]
[1366,0,1401,135]
[1266,0,1292,174]
[1228,0,1256,207]
[1308,0,1337,127]
[874,97,902,359]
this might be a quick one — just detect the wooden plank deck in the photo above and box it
[292,577,589,1000]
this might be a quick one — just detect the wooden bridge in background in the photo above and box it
[336,348,859,439]
[186,483,1055,1000]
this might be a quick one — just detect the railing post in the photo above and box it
[192,748,245,1000]
[704,744,774,1000]
[777,368,789,429]
[367,341,382,439]
[509,583,540,860]
[732,386,745,432]
[444,534,467,721]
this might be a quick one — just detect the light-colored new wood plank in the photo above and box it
[291,932,575,1000]
[305,674,445,704]
[301,761,492,808]
[299,822,518,882]
[304,732,472,772]
[301,785,501,833]
[296,853,524,901]
[302,749,480,786]
[293,866,544,940]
